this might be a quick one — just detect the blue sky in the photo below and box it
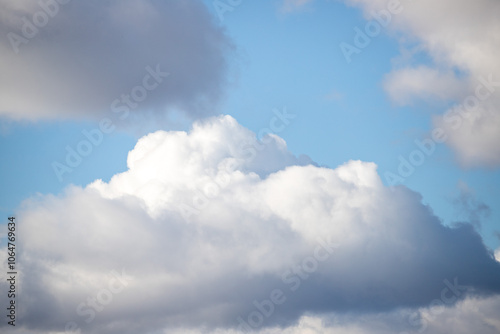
[1,1,499,333]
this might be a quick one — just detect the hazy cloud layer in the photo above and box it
[1,116,499,333]
[0,0,233,122]
[344,0,500,167]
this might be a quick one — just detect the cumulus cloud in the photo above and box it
[0,0,233,122]
[1,115,499,334]
[345,0,500,167]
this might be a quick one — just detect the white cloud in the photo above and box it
[1,115,499,334]
[345,0,500,167]
[0,0,233,122]
[383,66,467,105]
[433,95,500,167]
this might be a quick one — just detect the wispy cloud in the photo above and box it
[452,181,491,229]
[281,0,315,13]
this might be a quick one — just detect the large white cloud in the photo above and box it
[0,0,233,122]
[281,0,315,13]
[1,115,499,334]
[344,0,500,167]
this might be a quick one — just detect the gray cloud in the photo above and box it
[0,0,233,122]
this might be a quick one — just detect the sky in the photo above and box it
[0,0,499,333]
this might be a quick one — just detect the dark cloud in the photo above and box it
[0,0,233,122]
